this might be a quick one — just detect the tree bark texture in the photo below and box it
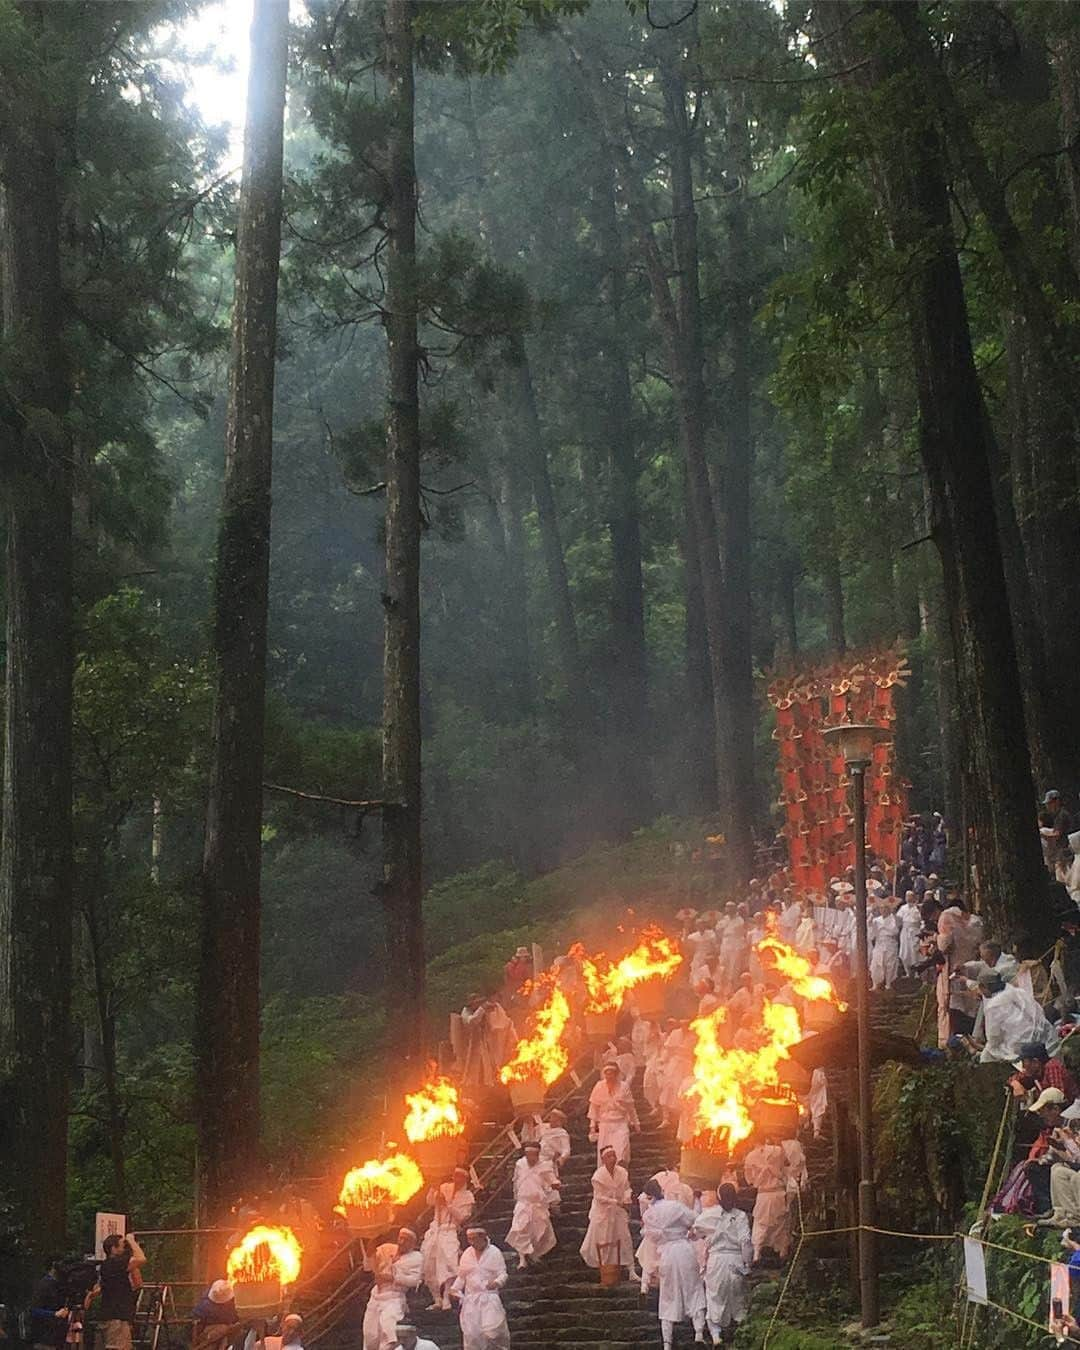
[380,0,425,1059]
[196,0,288,1216]
[0,0,74,1259]
[492,443,534,719]
[513,345,590,716]
[832,1,1048,945]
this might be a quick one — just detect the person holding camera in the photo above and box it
[98,1234,146,1350]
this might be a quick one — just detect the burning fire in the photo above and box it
[498,983,571,1086]
[756,925,848,1010]
[339,1153,425,1211]
[682,926,844,1155]
[225,1225,303,1287]
[403,1076,464,1143]
[576,927,683,1014]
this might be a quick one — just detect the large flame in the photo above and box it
[681,924,844,1155]
[338,1153,425,1210]
[757,924,848,1010]
[225,1225,303,1287]
[576,927,684,1014]
[403,1076,464,1143]
[498,982,571,1086]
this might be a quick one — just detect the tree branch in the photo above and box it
[263,781,402,810]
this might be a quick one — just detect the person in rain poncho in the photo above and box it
[362,1228,423,1350]
[450,1228,510,1350]
[743,1136,791,1262]
[506,1158,557,1269]
[641,1192,708,1348]
[538,1109,571,1174]
[868,901,901,990]
[420,1167,475,1311]
[694,1183,753,1346]
[976,969,1058,1063]
[587,1061,640,1165]
[580,1146,637,1277]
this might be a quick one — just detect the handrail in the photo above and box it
[302,1050,601,1348]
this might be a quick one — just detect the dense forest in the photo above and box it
[0,0,1077,1295]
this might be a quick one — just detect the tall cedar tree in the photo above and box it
[821,0,1049,945]
[0,0,74,1259]
[196,0,289,1215]
[380,0,425,1057]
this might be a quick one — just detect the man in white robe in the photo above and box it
[587,1062,640,1164]
[717,903,747,994]
[868,903,901,990]
[512,1142,558,1201]
[458,996,517,1087]
[420,1168,474,1311]
[897,891,923,975]
[743,1138,791,1262]
[451,1229,510,1350]
[641,1196,707,1348]
[538,1109,571,1174]
[694,1184,753,1346]
[580,1146,637,1276]
[781,1136,807,1192]
[506,1163,557,1268]
[658,1024,696,1130]
[363,1229,424,1350]
[391,1323,439,1350]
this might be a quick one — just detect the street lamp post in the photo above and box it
[822,721,892,1330]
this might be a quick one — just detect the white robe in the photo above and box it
[459,1003,517,1087]
[869,913,900,989]
[362,1244,423,1350]
[743,1143,791,1259]
[833,907,857,959]
[506,1168,556,1259]
[781,1137,807,1191]
[512,1155,558,1202]
[635,1191,661,1288]
[451,1243,510,1350]
[631,1016,660,1067]
[659,1029,696,1114]
[896,902,923,973]
[685,928,718,986]
[580,1163,635,1269]
[809,1067,828,1138]
[695,1205,753,1329]
[420,1183,474,1303]
[718,916,748,990]
[642,1199,707,1324]
[587,1076,639,1164]
[538,1123,571,1170]
[979,984,1058,1063]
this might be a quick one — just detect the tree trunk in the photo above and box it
[592,154,650,829]
[195,0,288,1217]
[380,0,425,1060]
[513,345,590,716]
[0,0,74,1257]
[1050,18,1080,276]
[833,1,1048,945]
[822,557,847,654]
[83,892,127,1212]
[775,556,798,661]
[492,445,533,719]
[683,478,717,815]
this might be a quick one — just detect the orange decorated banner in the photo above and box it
[764,648,910,894]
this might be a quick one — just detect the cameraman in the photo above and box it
[29,1259,68,1350]
[98,1234,146,1350]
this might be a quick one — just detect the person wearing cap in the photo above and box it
[693,1183,753,1347]
[1010,1042,1079,1108]
[190,1280,238,1350]
[362,1228,423,1350]
[580,1145,637,1278]
[506,1147,558,1269]
[639,1186,707,1349]
[587,1060,640,1164]
[1026,1088,1069,1214]
[450,1228,509,1350]
[538,1109,571,1173]
[1041,791,1076,880]
[420,1167,475,1311]
[390,1323,438,1350]
[975,969,1057,1063]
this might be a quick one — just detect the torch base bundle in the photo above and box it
[411,1133,463,1175]
[679,1144,732,1190]
[506,1076,547,1114]
[232,1282,284,1318]
[341,1204,398,1238]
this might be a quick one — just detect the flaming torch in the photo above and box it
[225,1224,303,1316]
[337,1154,425,1237]
[403,1075,466,1174]
[498,982,571,1112]
[577,928,684,1038]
